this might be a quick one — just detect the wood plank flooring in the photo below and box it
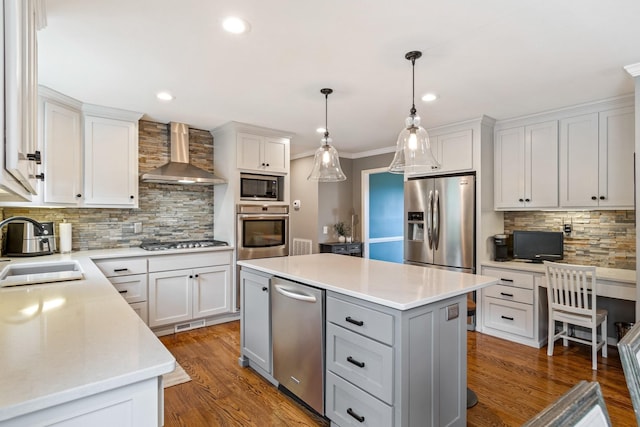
[160,321,636,426]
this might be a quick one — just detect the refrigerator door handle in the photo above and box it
[433,189,440,250]
[427,190,433,249]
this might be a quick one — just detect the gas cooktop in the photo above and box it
[140,239,229,251]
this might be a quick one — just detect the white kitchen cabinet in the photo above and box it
[559,107,635,208]
[237,132,289,174]
[83,112,139,207]
[94,257,149,324]
[147,251,232,329]
[432,129,474,174]
[494,121,558,209]
[239,269,271,374]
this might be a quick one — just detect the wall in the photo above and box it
[504,210,635,269]
[318,158,353,242]
[2,120,215,251]
[289,156,319,251]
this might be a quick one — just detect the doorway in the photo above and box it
[362,168,404,263]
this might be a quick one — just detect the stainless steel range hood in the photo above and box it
[141,122,226,185]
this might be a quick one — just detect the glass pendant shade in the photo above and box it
[307,88,347,182]
[388,114,440,174]
[389,51,440,174]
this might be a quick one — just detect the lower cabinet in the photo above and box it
[239,269,271,374]
[94,257,149,325]
[479,266,547,348]
[147,251,232,329]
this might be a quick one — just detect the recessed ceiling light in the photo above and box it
[223,16,250,34]
[421,93,438,102]
[316,127,326,133]
[156,91,174,101]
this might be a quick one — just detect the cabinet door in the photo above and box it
[598,107,635,208]
[130,301,149,325]
[241,270,271,373]
[262,137,288,173]
[436,129,473,173]
[237,133,263,170]
[494,127,525,209]
[559,113,599,208]
[526,121,558,208]
[83,115,138,207]
[193,265,231,318]
[148,270,192,327]
[43,101,82,204]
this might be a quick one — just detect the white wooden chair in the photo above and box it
[522,381,612,426]
[617,322,640,425]
[544,261,608,370]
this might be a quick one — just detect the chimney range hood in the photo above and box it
[141,122,226,185]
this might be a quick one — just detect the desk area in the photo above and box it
[478,260,636,348]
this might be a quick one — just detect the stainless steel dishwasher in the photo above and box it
[271,277,325,415]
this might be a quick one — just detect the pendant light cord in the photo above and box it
[410,56,417,116]
[325,91,329,140]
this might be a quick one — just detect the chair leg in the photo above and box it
[602,319,608,358]
[592,326,598,370]
[562,322,569,346]
[547,318,555,356]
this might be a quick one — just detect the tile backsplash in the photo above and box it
[504,210,635,270]
[2,120,216,251]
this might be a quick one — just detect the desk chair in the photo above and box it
[617,322,640,425]
[544,261,608,370]
[522,381,611,426]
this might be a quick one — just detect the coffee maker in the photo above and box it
[493,234,510,262]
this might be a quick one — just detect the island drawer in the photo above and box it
[482,267,534,290]
[327,296,394,345]
[95,258,147,277]
[482,295,534,338]
[326,371,393,427]
[483,284,533,305]
[326,323,393,404]
[110,273,148,304]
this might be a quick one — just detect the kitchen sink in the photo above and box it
[0,260,84,287]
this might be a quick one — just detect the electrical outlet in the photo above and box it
[323,226,328,234]
[134,222,142,234]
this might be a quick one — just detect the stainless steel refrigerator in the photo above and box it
[404,173,475,273]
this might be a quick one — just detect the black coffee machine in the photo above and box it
[493,234,510,262]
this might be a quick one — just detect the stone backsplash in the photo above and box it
[2,120,216,251]
[504,210,635,270]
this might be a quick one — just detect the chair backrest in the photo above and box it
[544,261,597,318]
[522,381,612,427]
[291,238,312,256]
[617,322,640,425]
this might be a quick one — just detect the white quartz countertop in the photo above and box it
[238,254,498,310]
[0,246,237,421]
[481,260,636,284]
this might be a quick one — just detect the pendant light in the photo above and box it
[307,88,347,182]
[388,51,440,174]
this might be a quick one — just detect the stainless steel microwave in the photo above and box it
[240,173,280,201]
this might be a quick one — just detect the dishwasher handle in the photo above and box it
[273,284,318,303]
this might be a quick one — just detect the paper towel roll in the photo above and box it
[59,223,72,254]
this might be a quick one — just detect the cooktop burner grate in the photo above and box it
[140,239,229,251]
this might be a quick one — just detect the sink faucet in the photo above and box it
[0,217,48,236]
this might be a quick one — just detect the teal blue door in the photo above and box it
[367,172,403,263]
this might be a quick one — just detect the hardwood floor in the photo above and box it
[160,321,635,426]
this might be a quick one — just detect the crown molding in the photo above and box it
[624,62,640,77]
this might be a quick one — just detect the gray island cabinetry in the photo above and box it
[238,254,497,427]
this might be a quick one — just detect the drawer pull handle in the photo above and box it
[347,408,365,423]
[345,316,364,327]
[500,278,513,282]
[500,292,514,297]
[501,315,514,321]
[118,290,128,294]
[262,287,268,292]
[113,268,129,272]
[347,356,365,368]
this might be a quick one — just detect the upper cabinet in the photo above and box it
[494,97,634,211]
[237,132,289,174]
[559,107,635,209]
[431,129,474,174]
[494,121,558,209]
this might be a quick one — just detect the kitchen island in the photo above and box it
[238,254,498,427]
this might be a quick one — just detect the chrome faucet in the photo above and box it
[0,216,48,235]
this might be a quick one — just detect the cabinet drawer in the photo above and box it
[347,244,362,254]
[148,251,231,272]
[95,258,147,277]
[483,284,533,305]
[482,295,534,338]
[326,371,393,427]
[110,274,148,303]
[326,323,393,404]
[327,296,394,345]
[482,267,534,290]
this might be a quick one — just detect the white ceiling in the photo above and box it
[38,0,640,158]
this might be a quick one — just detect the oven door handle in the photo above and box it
[273,284,317,303]
[238,214,289,220]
